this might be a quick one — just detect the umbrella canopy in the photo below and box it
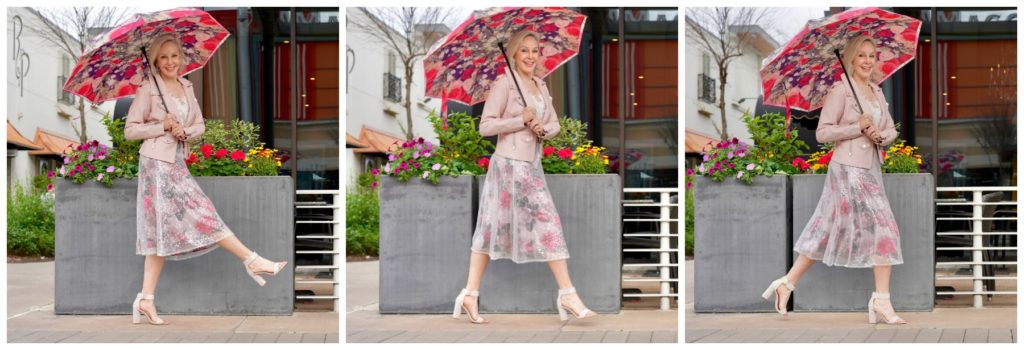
[423,7,586,106]
[759,7,921,112]
[63,8,229,104]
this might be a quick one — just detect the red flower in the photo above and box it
[557,148,572,160]
[543,146,556,157]
[478,157,490,170]
[214,148,228,159]
[186,153,199,165]
[819,150,833,165]
[200,144,214,158]
[230,150,245,161]
[791,158,810,171]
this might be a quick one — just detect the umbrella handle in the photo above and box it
[140,46,171,115]
[833,49,864,115]
[497,42,527,107]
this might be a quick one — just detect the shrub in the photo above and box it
[882,140,922,174]
[346,179,379,256]
[743,112,809,175]
[194,119,260,152]
[429,112,494,176]
[543,116,588,151]
[684,176,694,257]
[6,185,55,257]
[102,114,141,179]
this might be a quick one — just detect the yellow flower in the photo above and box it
[276,161,282,166]
[603,159,609,165]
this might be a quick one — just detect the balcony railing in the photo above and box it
[698,73,716,104]
[383,72,402,103]
[295,189,341,311]
[622,188,680,311]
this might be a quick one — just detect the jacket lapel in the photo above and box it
[151,75,182,119]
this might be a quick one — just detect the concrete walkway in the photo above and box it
[346,260,678,343]
[7,262,339,343]
[683,259,1017,343]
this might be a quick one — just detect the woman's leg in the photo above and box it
[139,255,165,320]
[873,265,891,294]
[216,233,282,273]
[459,252,490,320]
[870,265,906,323]
[786,254,817,286]
[548,259,595,316]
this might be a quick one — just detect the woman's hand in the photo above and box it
[863,125,882,144]
[163,115,179,132]
[527,119,546,138]
[858,114,873,131]
[171,124,187,141]
[522,108,537,126]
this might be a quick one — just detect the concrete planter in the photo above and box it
[479,174,622,314]
[54,176,295,315]
[693,176,791,312]
[378,176,476,313]
[791,173,935,311]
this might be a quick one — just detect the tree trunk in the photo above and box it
[403,64,414,140]
[78,99,88,143]
[717,62,729,141]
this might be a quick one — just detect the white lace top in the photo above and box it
[169,95,189,123]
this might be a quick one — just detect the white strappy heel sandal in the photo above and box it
[761,276,795,317]
[557,287,597,321]
[453,288,487,324]
[243,252,287,287]
[132,293,168,325]
[868,292,907,324]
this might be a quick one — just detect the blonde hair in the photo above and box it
[147,33,184,78]
[506,30,541,74]
[841,36,880,83]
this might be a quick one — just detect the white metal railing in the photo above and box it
[622,187,680,311]
[935,186,1017,308]
[295,189,342,311]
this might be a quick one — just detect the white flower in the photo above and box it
[736,171,744,179]
[422,171,430,179]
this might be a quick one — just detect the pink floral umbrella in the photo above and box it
[759,7,921,113]
[423,7,586,113]
[63,8,229,104]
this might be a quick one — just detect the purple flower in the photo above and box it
[106,166,115,173]
[63,157,70,164]
[746,163,755,171]
[702,154,710,162]
[432,163,441,171]
[388,154,397,162]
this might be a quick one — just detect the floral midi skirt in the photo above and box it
[471,153,570,263]
[136,143,233,260]
[794,151,903,267]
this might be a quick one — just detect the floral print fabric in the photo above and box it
[794,151,903,267]
[471,151,569,263]
[136,141,233,260]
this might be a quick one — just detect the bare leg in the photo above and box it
[869,265,905,323]
[139,255,165,322]
[460,252,490,321]
[548,259,597,317]
[786,254,817,286]
[216,233,284,274]
[873,265,891,294]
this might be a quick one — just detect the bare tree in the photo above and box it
[686,7,776,141]
[349,7,460,140]
[28,7,133,143]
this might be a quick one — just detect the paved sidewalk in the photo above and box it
[683,259,1017,343]
[7,262,339,343]
[346,260,678,343]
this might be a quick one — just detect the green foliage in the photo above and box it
[541,153,572,174]
[6,185,55,257]
[429,112,494,175]
[743,112,809,175]
[543,116,588,151]
[194,119,260,152]
[102,114,141,179]
[346,182,379,256]
[32,173,53,193]
[188,157,245,176]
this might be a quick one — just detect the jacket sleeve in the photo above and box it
[816,84,863,143]
[124,84,166,141]
[540,95,561,140]
[479,77,527,137]
[183,93,205,142]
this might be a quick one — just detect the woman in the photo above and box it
[124,33,288,325]
[762,36,906,324]
[452,30,597,324]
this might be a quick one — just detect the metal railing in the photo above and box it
[383,72,402,103]
[935,186,1017,308]
[622,187,680,311]
[698,73,716,104]
[295,189,342,311]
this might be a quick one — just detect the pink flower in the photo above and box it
[432,163,441,171]
[500,191,511,208]
[97,173,104,181]
[413,151,420,159]
[63,157,70,164]
[384,163,391,173]
[47,184,54,192]
[746,163,755,171]
[47,171,55,178]
[541,231,564,250]
[59,166,66,176]
[876,237,896,256]
[422,171,430,179]
[371,181,378,189]
[371,168,380,176]
[88,154,94,161]
[737,171,744,179]
[106,166,115,173]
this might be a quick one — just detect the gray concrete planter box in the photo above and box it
[791,173,934,311]
[378,176,476,314]
[54,176,295,315]
[693,176,791,312]
[479,174,622,314]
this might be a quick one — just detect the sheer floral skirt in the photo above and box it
[794,152,903,267]
[136,143,233,260]
[471,153,570,263]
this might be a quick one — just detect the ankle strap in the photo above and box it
[461,288,480,297]
[137,293,155,300]
[872,292,891,299]
[558,287,577,295]
[244,252,259,265]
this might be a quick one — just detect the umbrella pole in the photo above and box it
[833,49,864,114]
[140,47,171,114]
[497,42,527,106]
